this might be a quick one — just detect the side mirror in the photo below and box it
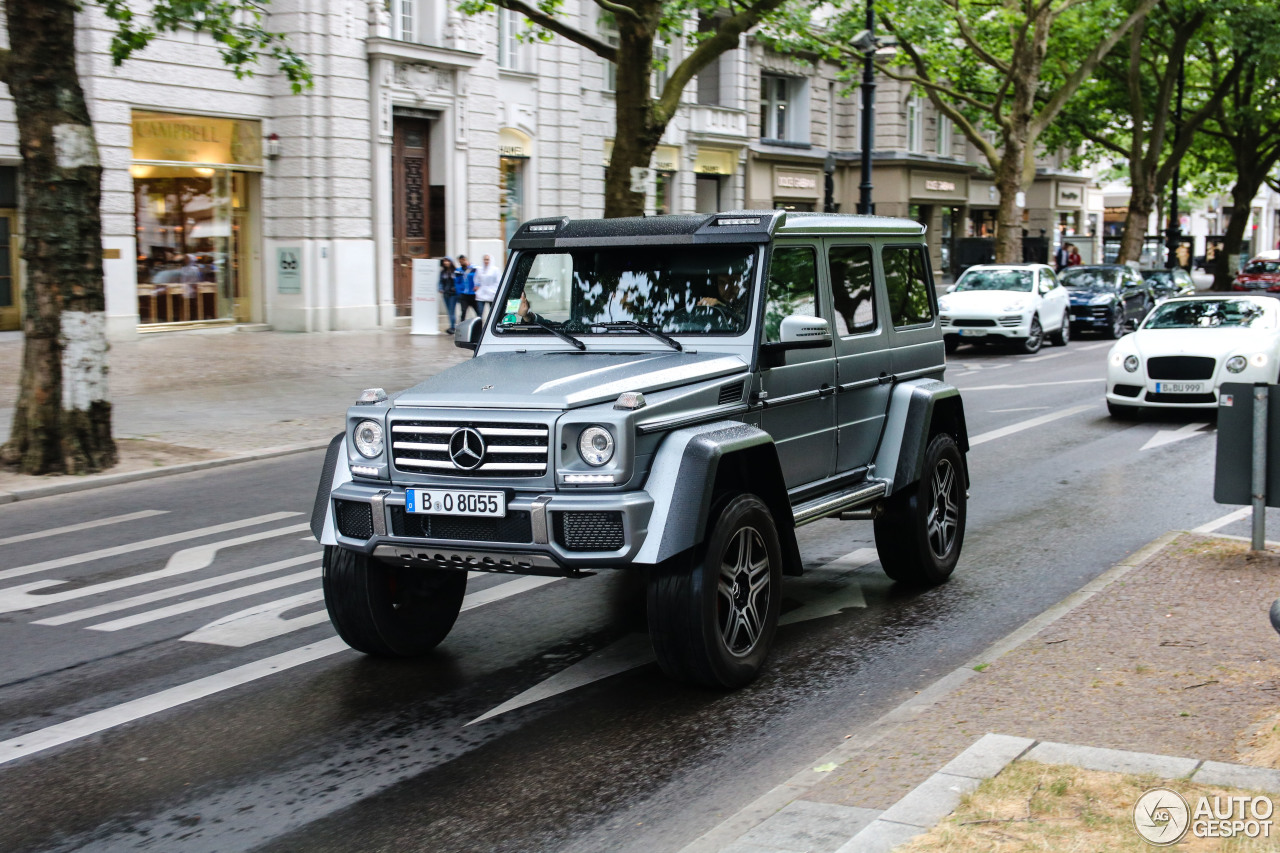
[455,317,483,351]
[778,315,832,345]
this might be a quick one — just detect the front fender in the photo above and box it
[312,432,352,545]
[874,379,969,496]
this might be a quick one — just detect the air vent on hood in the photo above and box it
[718,380,746,406]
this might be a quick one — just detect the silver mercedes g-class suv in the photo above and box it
[312,211,968,688]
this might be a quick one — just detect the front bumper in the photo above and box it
[329,481,654,575]
[1069,304,1114,329]
[940,314,1031,341]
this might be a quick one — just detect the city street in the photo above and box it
[0,336,1255,853]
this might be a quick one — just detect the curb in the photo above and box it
[0,441,331,505]
[839,734,1280,852]
[679,529,1183,853]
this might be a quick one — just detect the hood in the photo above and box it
[941,290,1033,312]
[394,351,749,410]
[1133,327,1276,360]
[1065,288,1117,306]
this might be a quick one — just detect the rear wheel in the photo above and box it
[874,433,965,587]
[323,546,467,657]
[1107,307,1126,339]
[647,493,782,688]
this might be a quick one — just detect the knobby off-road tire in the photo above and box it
[874,433,966,587]
[323,545,467,657]
[1049,311,1070,346]
[647,493,783,688]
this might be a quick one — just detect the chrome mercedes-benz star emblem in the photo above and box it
[448,427,486,470]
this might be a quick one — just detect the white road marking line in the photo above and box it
[0,523,313,614]
[0,637,351,767]
[1193,507,1252,533]
[0,572,559,765]
[0,512,301,583]
[467,633,655,727]
[181,590,328,647]
[1022,351,1071,363]
[969,405,1095,447]
[989,406,1051,413]
[460,575,561,610]
[1140,422,1211,452]
[811,547,879,573]
[34,554,319,626]
[0,511,169,548]
[961,378,1104,392]
[87,569,320,631]
[1074,341,1116,351]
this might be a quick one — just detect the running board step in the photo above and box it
[791,482,888,527]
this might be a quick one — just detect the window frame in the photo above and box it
[827,242,880,338]
[760,73,796,142]
[907,97,924,154]
[498,8,527,71]
[762,243,822,344]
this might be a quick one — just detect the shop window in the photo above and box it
[499,8,526,70]
[500,156,526,249]
[882,245,934,327]
[763,246,818,342]
[655,171,675,214]
[696,174,722,213]
[760,74,804,142]
[829,245,876,336]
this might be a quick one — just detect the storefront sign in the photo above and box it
[1056,184,1085,208]
[774,168,821,199]
[411,258,441,335]
[132,111,263,168]
[694,147,736,175]
[653,145,681,172]
[911,170,968,200]
[499,127,532,159]
[277,247,302,295]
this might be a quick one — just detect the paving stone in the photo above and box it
[939,733,1036,780]
[832,820,922,853]
[718,842,794,853]
[877,772,981,828]
[737,801,881,853]
[1025,741,1200,778]
[1193,761,1280,792]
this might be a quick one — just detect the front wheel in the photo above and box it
[323,546,467,657]
[873,433,966,587]
[1019,316,1044,354]
[1049,311,1071,346]
[647,493,782,688]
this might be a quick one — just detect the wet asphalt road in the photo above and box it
[0,336,1254,853]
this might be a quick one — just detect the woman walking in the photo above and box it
[438,257,458,334]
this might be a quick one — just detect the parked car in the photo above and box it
[1232,257,1280,293]
[1105,294,1280,417]
[312,211,970,688]
[1062,265,1154,339]
[938,263,1069,354]
[1140,267,1196,302]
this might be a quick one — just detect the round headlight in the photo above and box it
[354,420,385,458]
[1123,355,1139,373]
[1227,355,1248,373]
[578,426,615,467]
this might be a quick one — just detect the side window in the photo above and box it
[882,246,934,327]
[828,245,877,336]
[763,246,818,342]
[1041,269,1058,290]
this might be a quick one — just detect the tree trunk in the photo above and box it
[601,7,667,218]
[992,137,1027,264]
[0,0,116,474]
[1117,179,1156,264]
[1214,175,1264,291]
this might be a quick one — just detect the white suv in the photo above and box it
[939,263,1070,354]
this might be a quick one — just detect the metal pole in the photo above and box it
[857,0,876,215]
[1165,61,1185,269]
[1253,384,1268,550]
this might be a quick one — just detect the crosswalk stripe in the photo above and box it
[34,554,319,626]
[0,512,302,583]
[0,511,169,548]
[0,523,313,615]
[86,568,320,631]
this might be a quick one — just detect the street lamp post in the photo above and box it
[1165,61,1185,269]
[857,0,876,215]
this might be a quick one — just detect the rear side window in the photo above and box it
[883,246,934,327]
[763,246,818,342]
[829,245,876,336]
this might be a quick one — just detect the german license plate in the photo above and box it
[1154,382,1204,394]
[958,328,986,337]
[406,489,506,517]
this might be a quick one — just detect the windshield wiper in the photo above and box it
[590,321,683,351]
[504,316,586,350]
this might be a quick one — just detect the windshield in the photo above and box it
[954,269,1033,292]
[1144,300,1274,329]
[1142,272,1172,285]
[1244,260,1280,274]
[1061,269,1121,292]
[494,246,757,336]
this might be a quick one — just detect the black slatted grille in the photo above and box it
[334,500,374,540]
[388,506,533,543]
[718,380,746,406]
[1147,356,1215,380]
[952,319,996,327]
[1144,391,1217,404]
[1112,384,1143,398]
[554,511,625,552]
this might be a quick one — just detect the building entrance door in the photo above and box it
[393,117,431,315]
[0,212,17,331]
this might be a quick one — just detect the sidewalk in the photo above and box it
[0,326,468,498]
[685,530,1280,852]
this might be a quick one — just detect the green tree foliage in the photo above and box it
[459,0,794,218]
[0,0,309,475]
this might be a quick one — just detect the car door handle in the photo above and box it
[819,383,836,397]
[878,372,894,385]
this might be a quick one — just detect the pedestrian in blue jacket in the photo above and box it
[455,254,479,322]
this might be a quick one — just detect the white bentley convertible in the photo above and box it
[1105,295,1280,417]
